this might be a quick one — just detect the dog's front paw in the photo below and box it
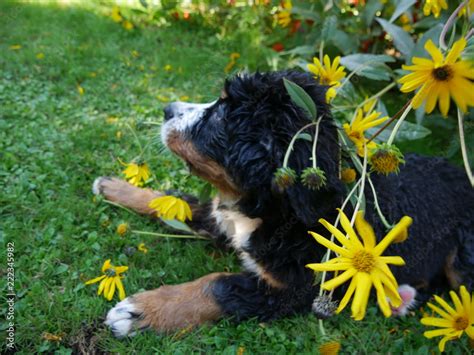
[105,298,144,338]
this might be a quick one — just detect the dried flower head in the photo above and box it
[369,144,405,175]
[312,294,338,320]
[273,167,297,191]
[301,167,326,190]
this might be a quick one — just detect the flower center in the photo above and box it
[432,65,453,81]
[453,316,469,330]
[105,268,116,277]
[352,250,376,273]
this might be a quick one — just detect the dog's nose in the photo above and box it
[163,104,174,121]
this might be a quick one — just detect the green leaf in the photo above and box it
[283,78,317,120]
[332,30,359,55]
[321,16,337,43]
[363,0,384,26]
[161,218,192,232]
[368,120,431,142]
[297,133,313,142]
[281,45,315,56]
[376,18,415,56]
[389,0,416,23]
[339,54,395,81]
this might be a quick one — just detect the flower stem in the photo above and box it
[283,122,317,167]
[103,199,138,215]
[387,103,413,146]
[350,142,368,225]
[439,0,469,50]
[131,230,208,240]
[457,108,474,187]
[367,99,411,144]
[311,117,323,168]
[367,175,393,229]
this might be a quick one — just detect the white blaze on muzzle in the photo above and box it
[161,101,216,145]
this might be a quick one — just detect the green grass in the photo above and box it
[0,2,471,354]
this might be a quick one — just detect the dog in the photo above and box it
[93,70,474,337]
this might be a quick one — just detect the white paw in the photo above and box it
[105,298,140,338]
[92,177,104,195]
[391,284,417,316]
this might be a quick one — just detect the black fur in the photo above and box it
[176,70,474,321]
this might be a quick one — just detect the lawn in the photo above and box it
[0,1,471,354]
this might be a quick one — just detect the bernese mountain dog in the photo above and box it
[92,70,474,337]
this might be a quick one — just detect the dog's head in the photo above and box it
[161,71,343,224]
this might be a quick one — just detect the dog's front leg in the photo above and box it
[92,177,225,241]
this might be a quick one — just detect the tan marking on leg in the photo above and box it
[95,177,163,215]
[445,248,462,289]
[240,252,285,289]
[131,272,228,332]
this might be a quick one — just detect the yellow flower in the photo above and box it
[423,0,448,18]
[111,6,123,23]
[77,85,85,95]
[306,209,413,320]
[277,0,292,27]
[458,0,474,17]
[148,195,193,222]
[121,160,150,187]
[319,341,341,355]
[164,64,172,71]
[421,285,474,352]
[122,20,134,31]
[9,44,22,50]
[400,14,412,32]
[85,259,128,301]
[308,56,346,102]
[116,223,128,236]
[36,52,45,60]
[399,38,474,116]
[138,242,148,254]
[343,108,388,157]
[341,168,356,183]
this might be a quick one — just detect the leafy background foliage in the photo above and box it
[0,0,472,353]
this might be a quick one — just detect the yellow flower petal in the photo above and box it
[351,273,372,320]
[354,211,376,249]
[336,276,357,314]
[308,231,352,258]
[85,275,106,285]
[115,277,126,300]
[106,277,116,300]
[323,268,357,291]
[102,259,112,273]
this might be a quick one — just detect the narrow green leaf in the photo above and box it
[283,78,317,120]
[389,0,416,23]
[161,218,192,232]
[297,133,313,142]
